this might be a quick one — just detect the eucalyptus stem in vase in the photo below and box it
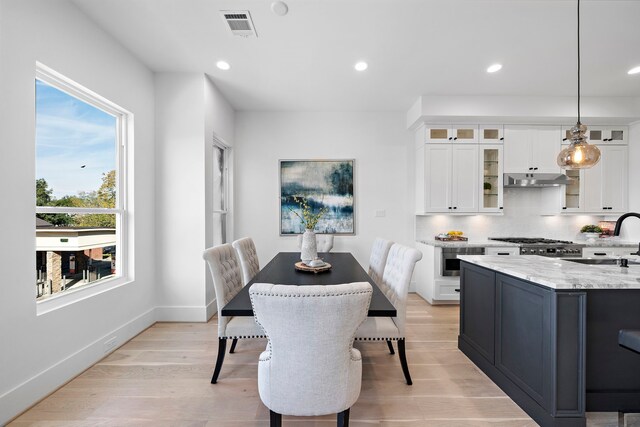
[288,195,328,262]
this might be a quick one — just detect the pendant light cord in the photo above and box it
[577,0,581,123]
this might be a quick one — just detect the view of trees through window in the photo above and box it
[35,76,121,300]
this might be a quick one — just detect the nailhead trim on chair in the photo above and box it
[250,285,373,362]
[221,334,266,339]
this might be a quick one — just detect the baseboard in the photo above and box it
[205,298,217,321]
[0,308,155,425]
[154,305,209,322]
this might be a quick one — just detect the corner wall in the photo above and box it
[155,73,235,321]
[234,112,413,268]
[0,0,156,423]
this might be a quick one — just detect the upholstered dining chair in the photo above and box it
[355,243,422,385]
[203,244,265,383]
[232,237,260,286]
[368,238,394,288]
[250,282,372,427]
[297,234,335,252]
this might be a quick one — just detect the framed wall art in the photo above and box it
[279,159,355,235]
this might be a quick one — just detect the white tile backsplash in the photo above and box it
[416,188,604,242]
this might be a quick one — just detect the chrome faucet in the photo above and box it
[613,212,640,256]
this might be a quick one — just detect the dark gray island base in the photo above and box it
[458,260,640,427]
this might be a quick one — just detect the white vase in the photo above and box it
[300,229,317,263]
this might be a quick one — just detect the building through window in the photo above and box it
[35,64,129,300]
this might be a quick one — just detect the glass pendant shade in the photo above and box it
[557,123,601,169]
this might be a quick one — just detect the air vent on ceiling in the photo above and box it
[221,11,257,38]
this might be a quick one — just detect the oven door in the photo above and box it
[442,247,485,276]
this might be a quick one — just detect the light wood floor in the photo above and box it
[10,294,637,426]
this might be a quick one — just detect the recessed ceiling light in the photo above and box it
[487,64,502,73]
[628,66,640,75]
[354,61,368,71]
[216,60,231,71]
[271,1,288,16]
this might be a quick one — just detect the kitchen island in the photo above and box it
[457,255,640,427]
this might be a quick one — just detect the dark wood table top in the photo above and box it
[221,252,396,317]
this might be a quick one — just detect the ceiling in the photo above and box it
[72,0,640,112]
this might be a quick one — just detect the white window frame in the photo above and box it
[35,62,132,314]
[212,139,230,245]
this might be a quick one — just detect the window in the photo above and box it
[212,141,228,246]
[35,64,129,302]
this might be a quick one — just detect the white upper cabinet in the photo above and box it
[479,145,504,213]
[479,125,504,144]
[421,144,478,213]
[562,125,628,145]
[601,145,628,213]
[423,144,453,212]
[563,145,628,214]
[425,125,478,144]
[451,145,479,212]
[504,125,561,173]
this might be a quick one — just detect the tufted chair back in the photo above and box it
[232,237,260,285]
[380,244,423,337]
[250,282,372,416]
[203,244,245,337]
[296,234,335,252]
[368,238,394,288]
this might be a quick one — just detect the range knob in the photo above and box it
[557,249,565,255]
[538,248,546,255]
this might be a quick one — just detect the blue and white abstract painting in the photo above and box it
[280,160,354,235]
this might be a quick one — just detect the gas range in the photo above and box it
[489,237,585,257]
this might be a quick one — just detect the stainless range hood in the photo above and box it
[503,173,575,188]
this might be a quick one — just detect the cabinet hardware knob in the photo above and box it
[562,207,567,209]
[499,137,504,141]
[594,252,607,256]
[534,167,538,170]
[562,138,567,141]
[448,207,452,209]
[448,137,453,140]
[497,252,509,255]
[453,207,458,209]
[528,167,533,170]
[499,207,504,209]
[453,137,458,140]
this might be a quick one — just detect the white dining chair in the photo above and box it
[232,237,260,286]
[355,243,423,385]
[203,244,265,383]
[250,282,372,427]
[297,234,335,252]
[368,238,393,288]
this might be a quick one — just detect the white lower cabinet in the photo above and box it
[414,243,461,304]
[583,246,639,258]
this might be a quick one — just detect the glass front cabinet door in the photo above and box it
[479,145,503,213]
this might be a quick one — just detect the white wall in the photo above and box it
[234,112,413,268]
[155,73,235,321]
[0,0,156,424]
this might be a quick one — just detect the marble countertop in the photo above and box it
[578,238,639,248]
[418,238,639,249]
[458,255,640,290]
[418,239,520,248]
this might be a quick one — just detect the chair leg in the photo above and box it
[386,340,395,355]
[210,338,227,384]
[270,410,282,427]
[337,408,350,427]
[229,338,238,353]
[398,338,412,385]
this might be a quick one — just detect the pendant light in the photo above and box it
[557,0,601,169]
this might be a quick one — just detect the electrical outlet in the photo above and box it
[103,336,117,353]
[375,210,386,218]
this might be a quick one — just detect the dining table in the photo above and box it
[221,252,397,317]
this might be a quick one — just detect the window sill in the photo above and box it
[36,275,132,316]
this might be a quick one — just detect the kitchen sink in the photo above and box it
[565,258,640,265]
